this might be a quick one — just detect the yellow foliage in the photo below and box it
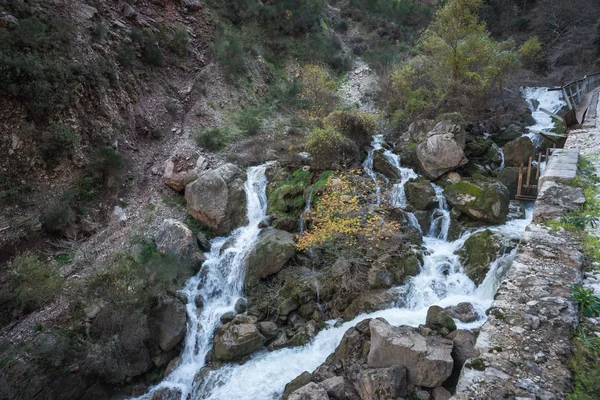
[298,64,338,120]
[297,172,401,251]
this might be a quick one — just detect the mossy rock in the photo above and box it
[444,179,509,224]
[267,183,306,218]
[457,229,504,285]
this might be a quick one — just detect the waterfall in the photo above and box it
[492,142,505,170]
[428,183,451,240]
[521,87,566,145]
[298,189,313,234]
[139,165,269,400]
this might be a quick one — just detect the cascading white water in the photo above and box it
[298,189,313,234]
[521,87,566,145]
[493,142,505,170]
[188,134,533,400]
[428,183,451,240]
[194,205,533,400]
[138,165,269,400]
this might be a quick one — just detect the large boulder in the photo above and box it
[368,319,454,388]
[416,121,469,179]
[343,289,394,320]
[150,297,187,352]
[213,323,266,361]
[503,136,536,167]
[457,229,506,285]
[373,149,400,179]
[491,124,523,146]
[288,383,329,400]
[185,163,247,234]
[245,228,296,288]
[444,179,510,224]
[405,179,438,210]
[155,219,206,267]
[497,167,520,198]
[407,119,433,143]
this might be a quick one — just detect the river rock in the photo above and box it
[444,179,510,224]
[450,302,478,323]
[405,179,438,210]
[343,289,394,320]
[503,136,536,167]
[373,149,400,179]
[220,311,235,324]
[491,124,523,146]
[432,386,452,400]
[288,382,329,400]
[320,376,358,399]
[155,219,206,267]
[508,200,526,220]
[497,167,520,198]
[245,228,296,288]
[257,321,279,340]
[356,366,407,400]
[425,305,457,333]
[446,329,479,366]
[196,232,211,252]
[150,297,187,352]
[368,319,454,388]
[407,119,433,143]
[185,163,247,234]
[457,229,506,285]
[416,121,469,179]
[235,298,248,314]
[213,323,266,361]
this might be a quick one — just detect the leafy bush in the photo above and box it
[169,27,189,57]
[324,110,377,149]
[519,36,545,72]
[299,64,339,120]
[572,285,600,317]
[91,22,108,41]
[36,122,80,161]
[89,147,124,185]
[131,27,164,66]
[235,107,265,135]
[194,127,232,151]
[306,126,358,170]
[0,254,64,326]
[43,196,76,233]
[116,42,136,68]
[165,99,180,116]
[212,27,250,79]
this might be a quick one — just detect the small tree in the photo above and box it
[306,126,358,170]
[519,36,544,72]
[324,110,377,149]
[298,64,338,120]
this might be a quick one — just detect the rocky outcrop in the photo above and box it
[343,289,394,320]
[163,155,207,192]
[457,229,509,285]
[155,219,206,267]
[244,228,296,288]
[491,124,523,146]
[213,322,266,361]
[284,318,456,399]
[425,305,457,333]
[368,319,454,388]
[416,121,469,179]
[373,150,400,179]
[405,179,438,210]
[502,136,536,167]
[185,163,247,234]
[497,167,520,198]
[444,179,510,224]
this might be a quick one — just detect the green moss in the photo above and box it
[446,181,483,198]
[471,358,486,371]
[569,328,600,399]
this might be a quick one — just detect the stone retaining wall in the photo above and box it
[453,149,584,400]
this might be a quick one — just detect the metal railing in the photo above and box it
[561,72,600,110]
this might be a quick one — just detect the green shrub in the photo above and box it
[306,126,358,170]
[43,197,76,233]
[324,110,376,149]
[131,27,164,66]
[165,99,180,116]
[572,285,600,317]
[519,36,544,71]
[91,22,108,41]
[89,147,123,185]
[194,127,232,151]
[170,27,189,57]
[235,107,265,135]
[212,27,249,79]
[36,122,80,161]
[116,42,136,68]
[0,254,64,326]
[569,329,600,399]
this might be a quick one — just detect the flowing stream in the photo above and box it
[184,136,532,400]
[521,87,566,145]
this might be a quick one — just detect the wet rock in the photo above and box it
[289,320,319,347]
[444,179,509,224]
[283,372,313,400]
[451,302,478,323]
[235,298,248,314]
[213,323,266,361]
[245,228,296,288]
[373,149,400,179]
[367,268,394,289]
[415,389,431,400]
[196,232,211,252]
[457,229,509,285]
[446,329,479,366]
[405,179,438,210]
[288,382,329,400]
[320,376,358,399]
[220,311,235,324]
[150,297,187,352]
[185,164,247,234]
[155,219,206,267]
[425,305,457,333]
[257,321,279,340]
[503,136,536,167]
[416,121,469,179]
[356,366,407,400]
[343,289,394,320]
[491,124,523,146]
[497,167,521,198]
[272,216,299,232]
[368,319,454,387]
[195,296,204,309]
[279,298,300,318]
